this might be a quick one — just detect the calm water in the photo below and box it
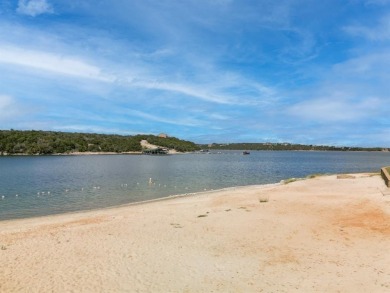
[1,151,390,221]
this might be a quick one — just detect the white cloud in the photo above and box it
[53,125,142,136]
[127,72,275,106]
[0,95,23,121]
[0,40,272,106]
[0,45,113,82]
[208,113,230,120]
[287,97,381,123]
[17,0,53,17]
[365,0,390,5]
[131,80,239,105]
[126,109,203,127]
[325,51,390,103]
[0,95,13,112]
[344,14,390,41]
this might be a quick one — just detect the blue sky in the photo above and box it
[0,0,389,146]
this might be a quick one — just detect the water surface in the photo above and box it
[1,151,389,220]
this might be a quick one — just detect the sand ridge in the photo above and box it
[1,173,390,292]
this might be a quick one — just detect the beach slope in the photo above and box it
[1,173,390,292]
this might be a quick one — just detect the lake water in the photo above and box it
[1,151,390,221]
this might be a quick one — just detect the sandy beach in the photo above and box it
[1,173,390,292]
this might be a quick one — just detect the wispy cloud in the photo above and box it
[53,125,143,136]
[16,0,53,17]
[332,51,390,82]
[125,109,204,127]
[344,14,390,41]
[0,95,15,120]
[0,45,112,82]
[0,35,273,106]
[131,80,239,105]
[365,0,390,6]
[287,97,382,123]
[284,51,388,125]
[0,95,27,122]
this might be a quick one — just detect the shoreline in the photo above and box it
[0,172,382,223]
[0,181,283,224]
[1,173,390,292]
[0,150,196,156]
[1,149,389,156]
[0,151,143,156]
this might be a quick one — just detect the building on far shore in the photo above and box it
[158,133,168,138]
[143,147,168,155]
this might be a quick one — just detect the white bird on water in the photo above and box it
[1,195,4,199]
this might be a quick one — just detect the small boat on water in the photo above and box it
[243,151,250,155]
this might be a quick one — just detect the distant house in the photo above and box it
[158,133,168,138]
[143,147,168,155]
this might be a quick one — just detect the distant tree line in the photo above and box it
[0,130,200,155]
[200,142,384,152]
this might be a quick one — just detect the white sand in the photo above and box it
[1,173,390,292]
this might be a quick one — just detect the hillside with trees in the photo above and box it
[0,130,200,155]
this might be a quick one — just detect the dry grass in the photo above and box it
[337,174,356,179]
[283,178,299,184]
[306,173,326,179]
[259,196,269,203]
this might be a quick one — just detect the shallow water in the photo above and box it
[1,151,390,220]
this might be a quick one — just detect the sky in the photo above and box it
[0,0,390,147]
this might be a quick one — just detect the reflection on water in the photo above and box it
[1,151,389,220]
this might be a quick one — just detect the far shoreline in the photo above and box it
[1,149,389,157]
